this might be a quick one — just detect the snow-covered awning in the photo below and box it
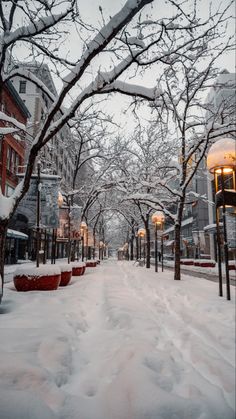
[204,223,223,233]
[7,229,28,240]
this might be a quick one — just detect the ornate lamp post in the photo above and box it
[151,211,165,272]
[36,162,41,268]
[207,137,236,301]
[137,228,146,261]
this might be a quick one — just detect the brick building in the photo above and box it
[0,80,30,196]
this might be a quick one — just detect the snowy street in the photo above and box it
[0,259,235,419]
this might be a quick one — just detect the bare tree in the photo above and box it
[0,0,234,299]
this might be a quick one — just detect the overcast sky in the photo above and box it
[10,0,235,133]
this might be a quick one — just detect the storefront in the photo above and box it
[5,229,28,264]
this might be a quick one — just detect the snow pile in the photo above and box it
[14,265,61,277]
[71,261,86,267]
[0,259,235,419]
[58,264,72,273]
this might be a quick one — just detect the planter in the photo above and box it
[181,259,194,265]
[13,266,61,292]
[194,260,216,268]
[59,265,72,286]
[86,261,97,268]
[72,262,86,276]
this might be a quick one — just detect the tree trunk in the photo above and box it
[0,219,9,302]
[174,223,181,280]
[146,226,150,268]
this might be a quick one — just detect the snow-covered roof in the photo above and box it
[7,229,28,240]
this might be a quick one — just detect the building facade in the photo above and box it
[0,80,30,196]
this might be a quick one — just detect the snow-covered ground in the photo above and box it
[0,259,235,419]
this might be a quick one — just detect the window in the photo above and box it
[19,80,27,94]
[6,146,12,171]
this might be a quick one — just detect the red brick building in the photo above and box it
[0,81,30,196]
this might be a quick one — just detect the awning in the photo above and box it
[204,223,223,233]
[7,229,28,240]
[164,240,174,247]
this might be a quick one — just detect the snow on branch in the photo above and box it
[0,111,26,132]
[2,7,74,46]
[0,127,21,136]
[63,0,153,85]
[103,81,162,101]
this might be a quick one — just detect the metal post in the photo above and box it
[155,223,158,272]
[93,232,96,259]
[136,235,139,260]
[220,169,231,301]
[36,162,41,268]
[161,230,164,272]
[215,206,223,297]
[51,229,55,264]
[67,199,71,264]
[86,229,88,260]
[43,229,47,264]
[82,234,84,261]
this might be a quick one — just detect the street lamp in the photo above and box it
[137,228,146,261]
[207,137,236,301]
[151,211,165,272]
[80,221,87,262]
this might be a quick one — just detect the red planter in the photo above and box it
[60,270,72,286]
[86,261,97,267]
[181,260,194,265]
[194,261,215,267]
[72,265,86,276]
[14,273,61,292]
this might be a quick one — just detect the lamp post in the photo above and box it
[80,221,87,262]
[36,162,41,268]
[207,137,236,301]
[151,211,165,273]
[137,228,146,262]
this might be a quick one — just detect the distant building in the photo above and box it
[10,62,75,191]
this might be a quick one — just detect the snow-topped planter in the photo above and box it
[72,262,86,276]
[13,265,61,292]
[180,259,194,265]
[194,259,216,268]
[59,264,72,286]
[86,260,97,268]
[229,261,236,271]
